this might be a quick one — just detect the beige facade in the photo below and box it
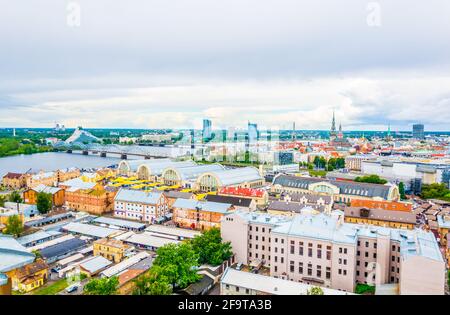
[221,210,445,294]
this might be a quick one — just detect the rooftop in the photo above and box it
[115,188,163,205]
[62,222,120,238]
[92,216,146,230]
[221,268,354,295]
[0,235,35,273]
[172,198,232,214]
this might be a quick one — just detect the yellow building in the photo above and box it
[11,259,48,293]
[93,238,130,263]
[1,172,27,189]
[0,209,25,231]
[344,207,416,230]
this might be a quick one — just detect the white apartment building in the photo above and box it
[221,210,445,295]
[114,188,169,223]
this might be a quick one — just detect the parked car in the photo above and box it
[66,284,79,293]
[236,263,243,270]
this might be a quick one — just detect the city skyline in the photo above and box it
[1,1,450,130]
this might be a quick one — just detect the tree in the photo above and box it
[133,266,173,295]
[4,215,24,237]
[190,228,233,266]
[36,192,52,214]
[307,286,324,295]
[153,243,201,289]
[8,191,23,203]
[313,156,320,168]
[398,182,406,200]
[84,276,119,295]
[354,175,387,185]
[420,183,450,202]
[0,195,6,207]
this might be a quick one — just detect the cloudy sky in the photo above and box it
[1,0,450,131]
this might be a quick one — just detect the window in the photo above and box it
[308,248,313,257]
[326,267,331,279]
[338,269,342,275]
[365,242,369,248]
[299,246,304,255]
[307,264,312,276]
[339,247,343,254]
[281,257,284,263]
[343,248,347,254]
[290,246,295,254]
[365,252,368,258]
[236,287,240,292]
[299,262,303,274]
[317,249,322,259]
[343,270,347,276]
[326,250,331,260]
[317,269,322,278]
[290,262,295,273]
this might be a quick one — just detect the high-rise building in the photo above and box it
[248,121,258,142]
[202,119,212,141]
[412,124,425,139]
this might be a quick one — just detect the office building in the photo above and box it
[412,124,425,139]
[203,119,212,141]
[221,210,445,294]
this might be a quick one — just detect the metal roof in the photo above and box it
[206,167,262,186]
[0,235,35,272]
[92,216,146,230]
[62,222,119,238]
[273,174,392,199]
[79,255,112,274]
[39,238,87,260]
[124,232,179,248]
[17,230,62,246]
[100,251,151,278]
[220,267,354,295]
[115,188,163,205]
[172,198,232,214]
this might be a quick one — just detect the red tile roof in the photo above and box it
[3,172,24,179]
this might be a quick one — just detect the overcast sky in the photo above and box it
[1,0,450,131]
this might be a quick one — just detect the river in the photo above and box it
[0,152,139,177]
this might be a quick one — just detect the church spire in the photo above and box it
[331,110,336,132]
[330,110,337,141]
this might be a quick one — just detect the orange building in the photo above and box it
[63,183,116,215]
[172,199,234,231]
[218,187,268,206]
[350,199,412,212]
[23,185,65,207]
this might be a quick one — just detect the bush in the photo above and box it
[355,283,375,295]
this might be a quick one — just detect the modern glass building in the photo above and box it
[412,124,425,139]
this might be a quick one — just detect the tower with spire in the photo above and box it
[338,123,343,139]
[329,110,337,141]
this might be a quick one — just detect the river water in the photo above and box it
[0,152,138,177]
